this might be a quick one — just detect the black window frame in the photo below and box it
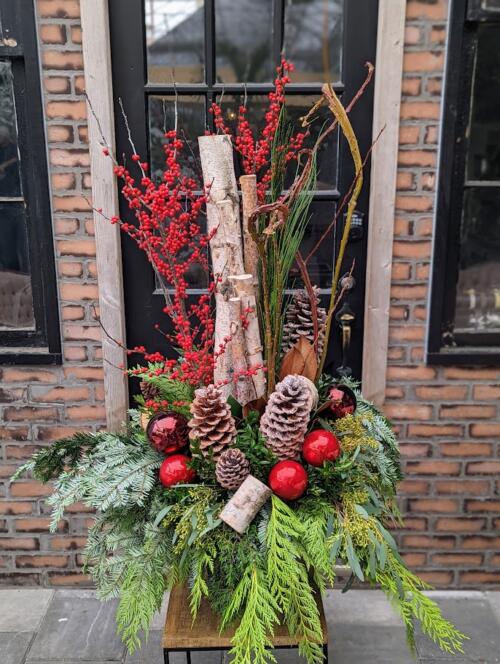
[428,0,500,365]
[0,0,60,365]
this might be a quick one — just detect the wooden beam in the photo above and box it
[81,0,129,430]
[362,0,406,406]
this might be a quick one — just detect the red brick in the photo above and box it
[408,423,463,437]
[425,126,438,144]
[64,367,104,381]
[419,571,453,586]
[55,219,78,236]
[432,553,483,565]
[47,125,74,142]
[415,385,467,400]
[393,241,431,259]
[16,555,68,568]
[435,480,490,496]
[430,27,446,45]
[61,306,85,321]
[1,368,57,383]
[473,385,500,400]
[402,535,455,550]
[3,407,58,422]
[440,442,492,457]
[405,26,422,44]
[391,263,411,280]
[406,1,447,19]
[436,518,485,533]
[460,571,500,584]
[48,573,92,586]
[406,461,461,476]
[444,368,499,380]
[38,0,80,17]
[63,325,101,342]
[44,76,71,94]
[390,284,429,299]
[71,26,83,44]
[390,305,409,321]
[0,427,29,442]
[415,218,433,236]
[427,77,442,95]
[40,24,66,44]
[396,171,415,190]
[470,423,500,437]
[0,538,39,551]
[51,173,76,190]
[64,347,88,361]
[463,536,500,550]
[43,50,83,71]
[59,261,83,278]
[440,405,496,420]
[31,386,89,402]
[399,125,420,145]
[402,517,428,531]
[74,75,85,95]
[36,426,86,442]
[0,502,33,515]
[46,101,86,120]
[53,196,90,212]
[400,442,431,457]
[60,282,98,300]
[389,326,425,342]
[387,366,436,381]
[409,499,458,513]
[66,405,106,421]
[402,552,426,566]
[402,77,422,96]
[50,149,90,168]
[10,481,53,498]
[467,461,500,475]
[404,51,445,72]
[400,102,441,121]
[50,536,87,550]
[384,403,432,420]
[399,479,429,494]
[466,500,500,513]
[14,518,66,533]
[58,240,96,257]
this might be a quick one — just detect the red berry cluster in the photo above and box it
[106,131,218,386]
[209,59,308,203]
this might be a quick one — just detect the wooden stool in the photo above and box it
[162,584,329,663]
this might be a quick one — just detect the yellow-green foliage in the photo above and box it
[333,414,378,453]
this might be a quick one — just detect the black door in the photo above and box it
[109,0,378,390]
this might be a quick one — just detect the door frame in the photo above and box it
[81,0,406,427]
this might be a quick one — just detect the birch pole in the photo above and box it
[199,135,255,402]
[239,174,260,286]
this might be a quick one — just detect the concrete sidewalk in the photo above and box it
[0,588,498,663]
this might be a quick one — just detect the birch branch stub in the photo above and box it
[229,296,257,405]
[214,292,233,400]
[239,174,260,284]
[219,475,272,534]
[229,274,266,399]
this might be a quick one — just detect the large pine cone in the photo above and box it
[215,448,250,490]
[140,380,160,401]
[188,384,236,459]
[260,374,315,460]
[282,286,326,358]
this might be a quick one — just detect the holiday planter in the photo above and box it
[12,61,466,663]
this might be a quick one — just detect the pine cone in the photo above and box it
[215,448,250,490]
[140,380,160,401]
[188,384,236,459]
[260,375,315,460]
[282,286,326,358]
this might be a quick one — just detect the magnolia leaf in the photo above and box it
[279,335,318,381]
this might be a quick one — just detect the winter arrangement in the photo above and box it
[12,61,466,663]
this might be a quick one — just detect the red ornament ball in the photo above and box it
[147,411,189,455]
[159,454,196,487]
[329,386,356,419]
[303,430,341,466]
[269,460,308,501]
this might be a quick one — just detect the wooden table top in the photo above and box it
[162,584,328,650]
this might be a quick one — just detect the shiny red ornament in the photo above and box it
[303,430,341,466]
[147,411,189,455]
[268,460,308,501]
[328,385,356,419]
[159,454,196,487]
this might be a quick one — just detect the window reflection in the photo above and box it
[146,0,205,83]
[0,61,21,197]
[284,0,343,83]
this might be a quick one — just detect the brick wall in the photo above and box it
[388,0,500,588]
[0,0,103,586]
[0,0,498,588]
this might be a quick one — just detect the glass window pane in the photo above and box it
[283,0,343,83]
[0,203,34,330]
[466,24,500,181]
[454,188,500,333]
[0,60,22,197]
[215,0,273,83]
[149,95,205,180]
[145,0,205,83]
[482,0,500,10]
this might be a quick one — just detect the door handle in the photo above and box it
[335,300,355,377]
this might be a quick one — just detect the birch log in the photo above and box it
[229,274,266,399]
[239,174,260,284]
[219,475,272,534]
[229,297,257,404]
[214,293,233,401]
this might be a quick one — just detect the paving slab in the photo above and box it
[325,589,403,626]
[0,631,34,664]
[27,591,125,662]
[0,589,54,632]
[485,591,500,623]
[414,596,500,663]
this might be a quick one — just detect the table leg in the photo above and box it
[323,643,329,663]
[163,650,169,664]
[186,651,192,664]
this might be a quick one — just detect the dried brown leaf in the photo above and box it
[279,335,318,381]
